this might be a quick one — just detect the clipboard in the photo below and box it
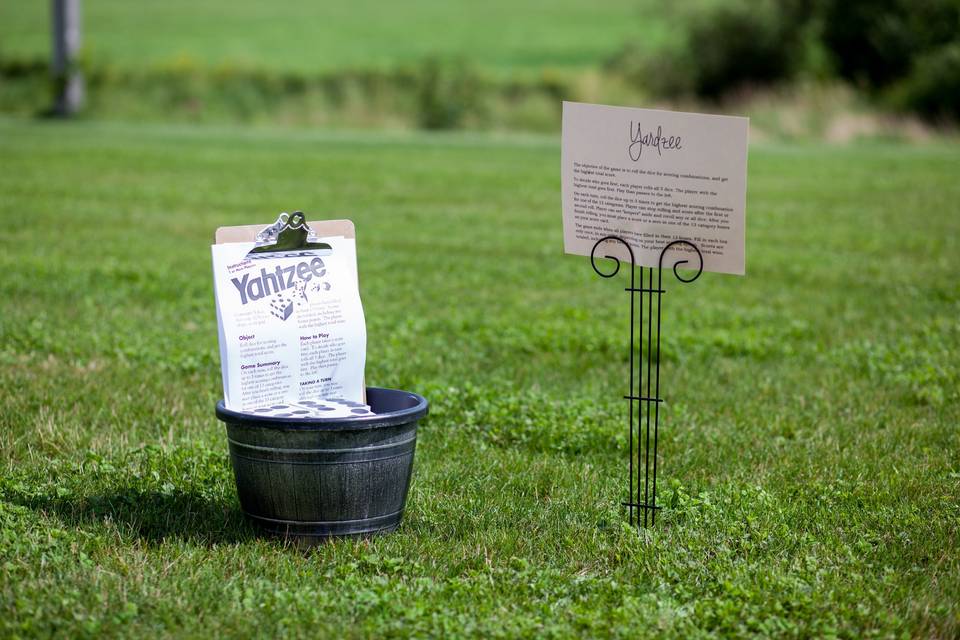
[214,212,365,403]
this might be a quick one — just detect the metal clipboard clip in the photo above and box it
[246,211,333,259]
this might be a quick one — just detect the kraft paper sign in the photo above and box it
[562,102,748,275]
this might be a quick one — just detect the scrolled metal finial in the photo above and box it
[590,235,635,279]
[658,240,703,284]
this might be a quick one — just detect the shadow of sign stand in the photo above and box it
[590,236,703,529]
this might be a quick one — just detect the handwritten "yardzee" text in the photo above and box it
[628,122,682,161]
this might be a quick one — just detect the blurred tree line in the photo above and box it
[3,0,957,129]
[610,0,960,121]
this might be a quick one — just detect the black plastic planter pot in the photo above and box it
[215,387,428,542]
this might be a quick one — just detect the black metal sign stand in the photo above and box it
[590,236,703,528]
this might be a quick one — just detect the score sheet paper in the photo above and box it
[561,102,748,275]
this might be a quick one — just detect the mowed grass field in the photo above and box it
[0,0,668,75]
[1,117,959,637]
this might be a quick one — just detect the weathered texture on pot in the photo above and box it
[215,387,428,541]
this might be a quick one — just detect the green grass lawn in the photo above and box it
[0,0,669,75]
[1,117,958,637]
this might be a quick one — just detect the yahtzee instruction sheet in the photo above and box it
[212,232,367,412]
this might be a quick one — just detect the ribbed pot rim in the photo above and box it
[215,387,428,431]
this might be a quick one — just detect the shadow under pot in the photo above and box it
[215,387,428,542]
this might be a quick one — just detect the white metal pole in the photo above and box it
[51,0,83,116]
